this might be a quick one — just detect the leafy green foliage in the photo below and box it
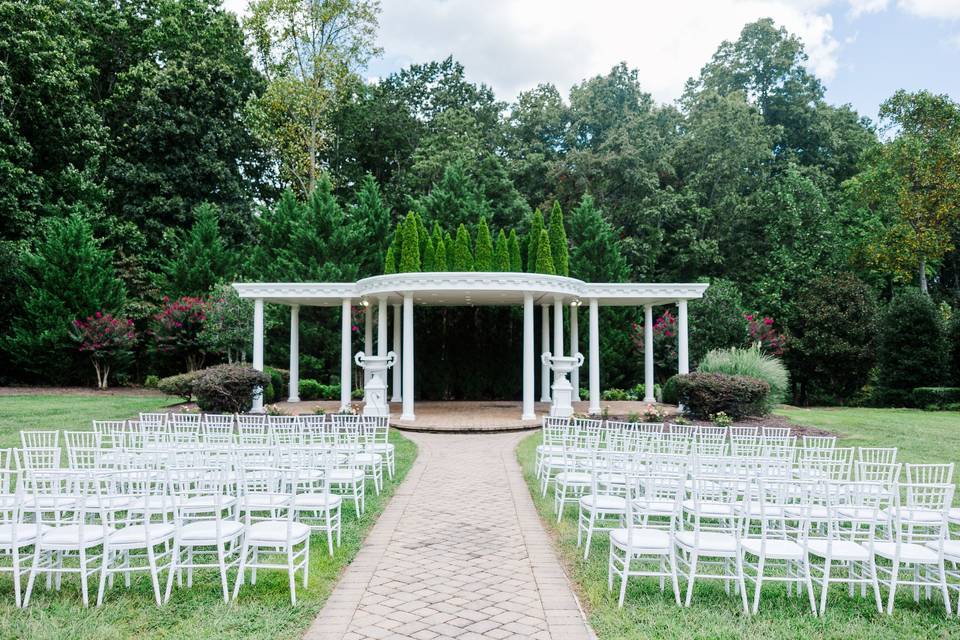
[697,346,789,408]
[534,229,555,274]
[383,245,396,274]
[547,201,569,276]
[160,203,236,297]
[453,224,474,271]
[688,278,746,365]
[494,229,510,271]
[950,313,960,386]
[349,174,392,276]
[911,387,960,410]
[877,287,948,404]
[785,273,878,403]
[194,364,274,417]
[507,229,522,271]
[474,217,494,271]
[673,372,771,419]
[199,283,253,364]
[398,212,421,273]
[525,209,545,272]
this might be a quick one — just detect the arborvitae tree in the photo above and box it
[494,229,510,271]
[444,230,454,253]
[474,216,494,271]
[508,229,522,271]
[526,209,545,272]
[399,212,421,272]
[389,221,402,268]
[547,201,569,276]
[383,245,397,274]
[877,287,947,404]
[434,236,448,271]
[453,223,474,271]
[422,234,436,271]
[350,173,392,276]
[535,229,555,274]
[415,212,429,257]
[2,213,127,381]
[161,202,236,297]
[568,194,629,282]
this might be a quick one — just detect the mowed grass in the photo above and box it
[517,407,960,640]
[0,392,417,640]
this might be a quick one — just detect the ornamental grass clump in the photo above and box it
[697,345,789,408]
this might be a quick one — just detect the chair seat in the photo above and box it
[873,541,939,564]
[610,528,672,552]
[836,506,883,522]
[245,520,311,544]
[948,507,960,525]
[240,494,290,510]
[934,539,960,560]
[675,531,738,554]
[367,443,394,453]
[83,495,131,511]
[0,523,47,546]
[24,495,77,510]
[292,493,342,509]
[178,520,244,543]
[355,453,382,465]
[579,494,626,511]
[180,494,238,512]
[41,524,113,546]
[635,499,677,516]
[596,473,628,486]
[741,537,805,560]
[737,502,784,517]
[127,495,176,512]
[110,523,176,546]
[786,505,828,519]
[536,445,564,455]
[682,500,734,517]
[555,472,591,485]
[328,469,364,482]
[880,507,943,524]
[807,539,871,562]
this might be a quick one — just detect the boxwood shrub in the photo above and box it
[192,364,271,413]
[299,378,322,400]
[912,387,960,410]
[673,372,770,420]
[157,370,202,402]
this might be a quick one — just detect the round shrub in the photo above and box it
[299,378,322,401]
[157,370,202,402]
[192,364,271,413]
[786,273,878,404]
[143,374,160,389]
[877,288,947,405]
[697,346,788,409]
[661,374,681,405]
[673,372,770,420]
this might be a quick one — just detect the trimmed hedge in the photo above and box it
[912,387,960,410]
[661,375,681,405]
[673,372,770,420]
[192,364,271,413]
[157,370,202,401]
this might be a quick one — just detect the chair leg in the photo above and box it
[12,550,22,608]
[618,553,630,607]
[752,555,765,615]
[869,559,882,613]
[79,548,89,607]
[303,540,310,588]
[684,552,698,607]
[23,547,41,608]
[96,549,110,607]
[735,551,749,615]
[164,543,179,604]
[326,510,334,556]
[288,547,297,605]
[939,561,952,616]
[232,542,248,601]
[670,551,682,606]
[217,543,229,603]
[819,557,832,616]
[803,558,817,615]
[886,560,899,614]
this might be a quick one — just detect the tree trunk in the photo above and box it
[919,257,928,294]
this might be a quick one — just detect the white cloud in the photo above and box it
[366,0,842,104]
[848,0,890,17]
[897,0,960,19]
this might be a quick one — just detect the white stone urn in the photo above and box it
[541,351,584,418]
[354,351,396,417]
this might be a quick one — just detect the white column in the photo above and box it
[553,296,563,358]
[588,298,600,415]
[522,294,535,420]
[391,304,402,402]
[677,299,689,375]
[643,304,656,402]
[377,297,388,357]
[570,303,580,401]
[340,298,352,410]
[251,298,265,412]
[288,304,300,402]
[540,304,551,402]
[401,294,415,420]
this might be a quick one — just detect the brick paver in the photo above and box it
[304,431,594,640]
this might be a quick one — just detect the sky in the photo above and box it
[223,0,960,122]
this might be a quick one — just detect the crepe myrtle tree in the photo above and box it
[71,312,137,389]
[153,295,208,372]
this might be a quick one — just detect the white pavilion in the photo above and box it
[234,273,707,422]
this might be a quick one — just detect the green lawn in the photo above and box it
[517,407,960,640]
[0,392,418,640]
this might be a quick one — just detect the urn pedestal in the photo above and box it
[354,351,396,417]
[541,352,584,418]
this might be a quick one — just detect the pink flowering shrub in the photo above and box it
[153,296,208,371]
[631,309,679,372]
[71,311,137,389]
[745,313,787,355]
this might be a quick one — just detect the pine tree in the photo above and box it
[434,236,448,271]
[526,209,545,272]
[507,229,522,271]
[474,216,494,271]
[383,245,396,274]
[415,212,429,257]
[161,202,236,297]
[535,229,555,274]
[399,212,421,272]
[2,213,127,380]
[350,173,391,276]
[548,201,569,276]
[494,229,510,271]
[453,223,474,271]
[389,221,402,269]
[568,194,629,282]
[422,234,436,271]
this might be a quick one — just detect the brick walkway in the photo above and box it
[304,431,594,640]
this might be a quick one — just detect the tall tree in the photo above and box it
[547,201,569,276]
[453,224,474,271]
[349,173,391,276]
[245,0,381,193]
[525,209,545,272]
[160,203,236,297]
[568,194,628,282]
[3,214,126,381]
[508,229,523,272]
[494,230,510,272]
[535,230,555,275]
[474,217,494,271]
[398,212,420,272]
